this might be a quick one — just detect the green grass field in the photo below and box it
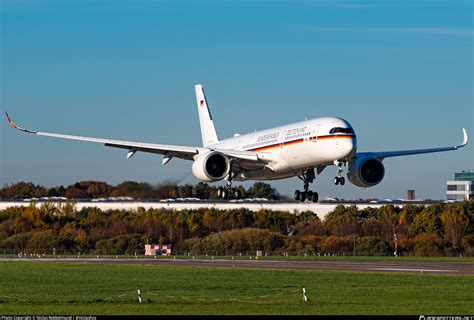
[0,261,473,315]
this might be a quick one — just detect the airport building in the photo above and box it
[446,171,474,200]
[407,190,416,201]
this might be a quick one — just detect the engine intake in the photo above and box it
[347,157,385,188]
[192,151,230,182]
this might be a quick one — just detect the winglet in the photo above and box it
[4,112,38,134]
[459,128,469,148]
[5,112,17,129]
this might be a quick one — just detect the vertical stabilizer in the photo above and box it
[195,84,219,147]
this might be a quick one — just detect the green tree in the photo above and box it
[2,232,31,252]
[26,230,58,253]
[441,207,469,250]
[324,205,359,236]
[0,182,47,200]
[319,236,354,254]
[454,200,474,234]
[399,205,422,225]
[178,184,194,198]
[246,182,280,199]
[410,203,445,235]
[192,182,213,199]
[47,185,66,197]
[413,233,443,256]
[356,237,388,256]
[378,205,398,247]
[156,181,178,199]
[362,218,383,238]
[357,207,380,221]
[110,181,157,199]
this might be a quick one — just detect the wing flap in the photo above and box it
[215,148,273,162]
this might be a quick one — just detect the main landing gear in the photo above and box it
[334,160,346,185]
[217,185,241,200]
[294,168,319,203]
[217,169,242,200]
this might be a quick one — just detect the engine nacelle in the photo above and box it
[347,157,385,188]
[192,151,230,182]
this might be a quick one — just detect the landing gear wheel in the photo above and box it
[306,191,314,202]
[294,190,301,201]
[233,189,241,200]
[334,177,340,185]
[217,187,224,198]
[312,191,319,202]
[299,192,306,202]
[222,189,229,200]
[339,177,345,185]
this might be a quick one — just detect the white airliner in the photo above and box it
[5,84,469,202]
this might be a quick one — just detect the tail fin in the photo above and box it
[195,84,219,147]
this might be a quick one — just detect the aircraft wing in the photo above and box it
[5,112,199,160]
[5,112,273,165]
[354,128,469,160]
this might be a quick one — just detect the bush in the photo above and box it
[356,237,389,256]
[0,182,47,200]
[413,233,444,256]
[26,230,58,252]
[95,233,148,255]
[319,236,354,254]
[1,232,32,252]
[183,228,287,255]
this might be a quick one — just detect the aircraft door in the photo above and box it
[312,124,321,142]
[279,130,286,148]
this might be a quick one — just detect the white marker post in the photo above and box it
[303,288,308,302]
[137,289,142,303]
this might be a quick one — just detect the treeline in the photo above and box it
[0,181,280,200]
[0,201,472,256]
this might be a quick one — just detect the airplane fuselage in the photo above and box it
[209,117,357,180]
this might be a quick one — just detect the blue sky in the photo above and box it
[1,0,473,200]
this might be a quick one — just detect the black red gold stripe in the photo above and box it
[314,134,354,141]
[248,134,354,152]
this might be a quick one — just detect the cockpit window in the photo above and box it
[329,127,354,134]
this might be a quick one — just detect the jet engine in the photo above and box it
[192,151,230,182]
[347,157,385,188]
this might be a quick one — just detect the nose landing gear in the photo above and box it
[334,160,346,185]
[334,176,345,185]
[294,168,319,202]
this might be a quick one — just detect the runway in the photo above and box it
[2,257,473,275]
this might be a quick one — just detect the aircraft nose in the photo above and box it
[342,136,357,158]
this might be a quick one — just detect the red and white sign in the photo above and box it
[145,244,172,256]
